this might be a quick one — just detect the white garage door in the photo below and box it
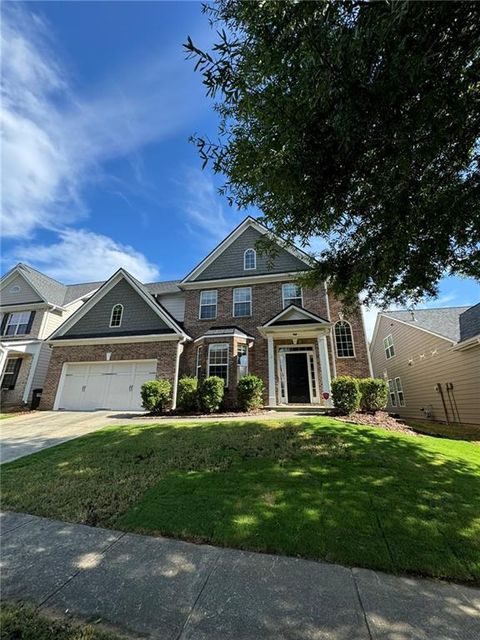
[57,360,157,411]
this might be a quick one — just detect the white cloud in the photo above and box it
[11,229,160,283]
[1,3,204,239]
[181,168,233,242]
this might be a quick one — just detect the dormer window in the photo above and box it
[110,304,123,328]
[244,248,256,270]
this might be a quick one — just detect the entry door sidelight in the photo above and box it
[285,353,310,403]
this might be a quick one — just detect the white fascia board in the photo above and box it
[263,304,330,327]
[180,271,307,290]
[0,302,51,312]
[48,334,183,346]
[451,336,480,351]
[380,313,455,344]
[258,324,330,338]
[181,217,314,284]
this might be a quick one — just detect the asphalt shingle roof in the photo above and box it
[459,303,480,342]
[385,307,471,342]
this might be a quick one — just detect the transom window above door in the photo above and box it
[282,283,303,308]
[244,248,256,270]
[109,304,123,327]
[199,290,218,319]
[233,287,252,317]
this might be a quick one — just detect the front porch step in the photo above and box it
[265,405,330,413]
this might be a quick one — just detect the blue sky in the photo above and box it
[1,1,479,337]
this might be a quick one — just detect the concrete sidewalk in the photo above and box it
[1,512,479,639]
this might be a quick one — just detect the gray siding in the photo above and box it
[30,343,53,396]
[157,292,185,322]
[194,227,309,281]
[63,279,170,337]
[1,274,43,305]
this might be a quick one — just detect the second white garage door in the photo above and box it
[56,360,157,411]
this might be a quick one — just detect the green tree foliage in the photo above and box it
[331,376,361,415]
[358,378,389,412]
[176,376,199,412]
[141,379,172,415]
[237,374,264,411]
[199,376,225,413]
[185,1,480,306]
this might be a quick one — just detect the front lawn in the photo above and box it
[2,417,479,584]
[404,419,480,441]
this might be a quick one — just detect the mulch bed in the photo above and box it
[335,411,418,435]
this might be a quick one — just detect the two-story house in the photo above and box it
[41,217,371,411]
[0,264,100,409]
[370,305,480,425]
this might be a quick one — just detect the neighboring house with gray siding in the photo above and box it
[0,264,100,409]
[370,306,480,425]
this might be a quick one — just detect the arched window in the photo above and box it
[244,248,256,270]
[334,320,355,357]
[110,304,123,328]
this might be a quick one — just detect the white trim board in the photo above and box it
[49,334,183,346]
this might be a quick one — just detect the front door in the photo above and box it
[285,353,310,403]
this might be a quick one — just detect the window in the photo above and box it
[237,343,248,379]
[9,285,21,293]
[1,358,21,390]
[208,343,229,386]
[199,290,217,319]
[233,287,252,317]
[196,345,203,379]
[244,248,256,270]
[109,304,123,328]
[282,283,303,308]
[395,377,406,406]
[4,312,32,336]
[383,334,395,359]
[387,379,397,406]
[334,320,355,357]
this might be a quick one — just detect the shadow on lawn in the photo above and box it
[3,419,480,584]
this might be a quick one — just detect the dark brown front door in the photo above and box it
[285,353,310,403]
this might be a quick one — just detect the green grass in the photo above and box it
[2,417,480,584]
[403,419,480,441]
[0,603,123,640]
[0,413,18,419]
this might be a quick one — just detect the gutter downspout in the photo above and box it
[171,338,186,410]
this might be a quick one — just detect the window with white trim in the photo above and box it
[4,312,31,336]
[233,287,252,317]
[1,358,21,390]
[282,283,303,308]
[109,304,123,328]
[10,285,21,293]
[196,345,203,379]
[383,334,395,359]
[237,343,248,379]
[244,248,256,270]
[208,343,229,387]
[199,290,217,319]
[394,377,406,406]
[334,320,355,357]
[387,379,397,406]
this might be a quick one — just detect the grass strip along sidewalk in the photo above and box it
[2,417,479,584]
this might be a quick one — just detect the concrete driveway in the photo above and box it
[0,411,141,464]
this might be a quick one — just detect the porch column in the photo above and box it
[267,335,276,406]
[317,334,332,406]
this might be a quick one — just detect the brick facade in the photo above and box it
[41,340,179,410]
[0,355,33,408]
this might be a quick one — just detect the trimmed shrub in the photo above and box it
[359,378,388,412]
[199,376,225,413]
[141,379,171,414]
[177,376,198,412]
[237,375,264,411]
[331,375,360,415]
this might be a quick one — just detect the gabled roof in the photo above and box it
[63,281,103,305]
[48,269,190,341]
[459,303,480,342]
[383,307,470,342]
[181,216,314,284]
[194,326,255,342]
[262,304,330,328]
[146,280,182,295]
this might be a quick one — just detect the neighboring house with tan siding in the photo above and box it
[370,305,480,425]
[0,264,100,409]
